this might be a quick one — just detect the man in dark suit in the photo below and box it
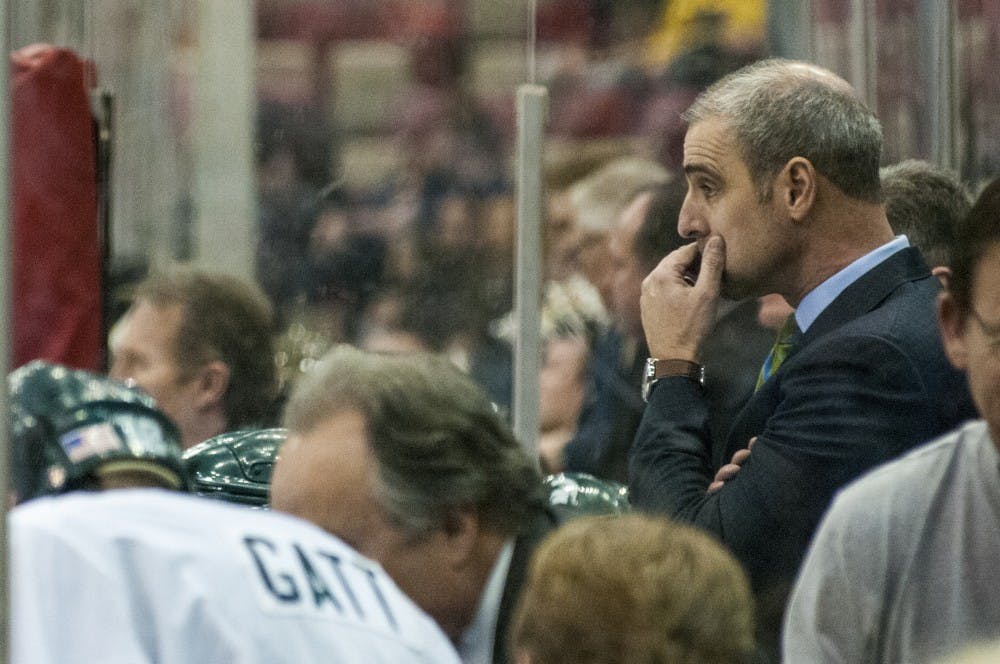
[269,345,554,664]
[629,58,976,657]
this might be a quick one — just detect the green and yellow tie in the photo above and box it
[755,314,800,391]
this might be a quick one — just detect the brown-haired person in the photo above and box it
[110,265,278,448]
[510,513,756,664]
[881,158,973,285]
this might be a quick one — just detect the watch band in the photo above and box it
[642,358,705,402]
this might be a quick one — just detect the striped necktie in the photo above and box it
[755,314,800,391]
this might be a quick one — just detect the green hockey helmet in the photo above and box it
[182,428,286,507]
[544,472,631,523]
[9,360,185,503]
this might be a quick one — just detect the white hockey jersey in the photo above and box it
[10,488,461,664]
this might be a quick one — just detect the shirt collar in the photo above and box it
[456,539,516,664]
[794,235,910,333]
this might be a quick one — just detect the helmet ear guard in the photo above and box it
[10,401,54,503]
[183,428,286,508]
[9,360,186,503]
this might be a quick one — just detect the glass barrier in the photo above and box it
[7,0,1000,448]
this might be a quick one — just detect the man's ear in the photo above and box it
[779,157,817,222]
[938,291,969,370]
[932,265,952,290]
[193,360,230,410]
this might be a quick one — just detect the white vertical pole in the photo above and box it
[848,0,877,107]
[191,0,256,280]
[0,0,11,658]
[512,84,547,456]
[767,0,814,61]
[925,0,957,169]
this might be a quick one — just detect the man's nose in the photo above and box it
[677,195,707,239]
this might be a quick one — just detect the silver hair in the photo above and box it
[683,58,883,203]
[283,345,546,538]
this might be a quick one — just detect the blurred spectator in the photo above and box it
[305,184,388,340]
[353,287,431,354]
[536,0,627,51]
[882,159,973,282]
[109,265,278,448]
[510,513,756,664]
[383,47,508,254]
[528,275,608,471]
[494,271,607,439]
[542,139,635,282]
[272,183,390,394]
[395,183,515,408]
[546,157,667,472]
[497,156,666,444]
[347,48,515,404]
[538,333,590,472]
[255,101,333,320]
[565,156,672,307]
[643,1,766,71]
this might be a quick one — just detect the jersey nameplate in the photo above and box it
[241,534,399,633]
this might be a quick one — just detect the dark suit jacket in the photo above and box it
[628,247,976,652]
[492,508,558,664]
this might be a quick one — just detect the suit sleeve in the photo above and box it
[628,332,931,585]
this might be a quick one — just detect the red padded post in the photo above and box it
[11,44,101,370]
